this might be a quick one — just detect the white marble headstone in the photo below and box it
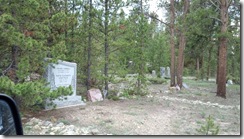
[166,67,170,78]
[45,60,85,110]
[152,70,156,78]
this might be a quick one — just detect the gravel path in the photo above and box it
[24,117,110,135]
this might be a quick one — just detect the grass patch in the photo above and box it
[196,120,202,125]
[76,86,88,99]
[107,90,121,101]
[183,79,216,88]
[200,111,206,118]
[99,119,113,127]
[108,96,120,101]
[196,115,220,135]
[57,118,70,125]
[195,92,203,96]
[178,90,190,94]
[111,77,127,84]
[227,84,240,91]
[147,78,167,84]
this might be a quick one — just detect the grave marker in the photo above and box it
[45,60,85,110]
[160,67,165,78]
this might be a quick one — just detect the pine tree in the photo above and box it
[169,0,176,87]
[91,0,125,97]
[0,0,74,110]
[124,0,151,95]
[176,0,189,88]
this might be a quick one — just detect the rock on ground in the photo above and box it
[23,117,107,135]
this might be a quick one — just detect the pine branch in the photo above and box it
[2,61,13,76]
[209,0,220,11]
[110,47,122,53]
[144,13,170,27]
[209,16,222,23]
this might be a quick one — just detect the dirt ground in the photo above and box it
[22,78,241,135]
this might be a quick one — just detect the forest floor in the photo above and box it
[22,77,241,135]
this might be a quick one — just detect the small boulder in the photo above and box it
[182,83,189,89]
[87,88,103,102]
[176,85,180,91]
[227,80,233,85]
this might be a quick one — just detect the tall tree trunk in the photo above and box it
[177,32,186,88]
[231,55,235,77]
[170,0,175,87]
[104,0,109,96]
[217,0,229,98]
[200,55,204,80]
[207,46,213,81]
[87,0,92,91]
[216,45,219,84]
[176,0,189,88]
[65,0,68,45]
[196,57,199,80]
[71,0,75,49]
[137,0,144,92]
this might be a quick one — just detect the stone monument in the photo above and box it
[160,67,165,78]
[152,70,156,78]
[165,67,170,78]
[45,60,85,110]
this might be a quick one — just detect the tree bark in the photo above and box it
[200,55,204,80]
[231,55,235,77]
[177,32,186,88]
[170,0,175,87]
[216,45,219,84]
[137,0,144,92]
[176,0,189,88]
[87,0,92,91]
[71,0,75,49]
[104,0,109,95]
[217,0,229,98]
[207,46,213,81]
[196,57,199,80]
[65,0,68,45]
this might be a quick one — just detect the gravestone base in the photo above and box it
[45,95,86,110]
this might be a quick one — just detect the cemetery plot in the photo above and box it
[24,78,240,135]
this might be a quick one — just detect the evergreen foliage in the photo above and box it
[196,115,220,135]
[0,76,72,110]
[0,0,240,110]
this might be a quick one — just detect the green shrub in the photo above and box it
[147,78,167,84]
[226,74,233,81]
[232,77,240,84]
[0,76,72,111]
[183,68,190,76]
[196,115,220,135]
[122,88,135,97]
[107,89,121,101]
[108,95,120,101]
[121,85,148,97]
